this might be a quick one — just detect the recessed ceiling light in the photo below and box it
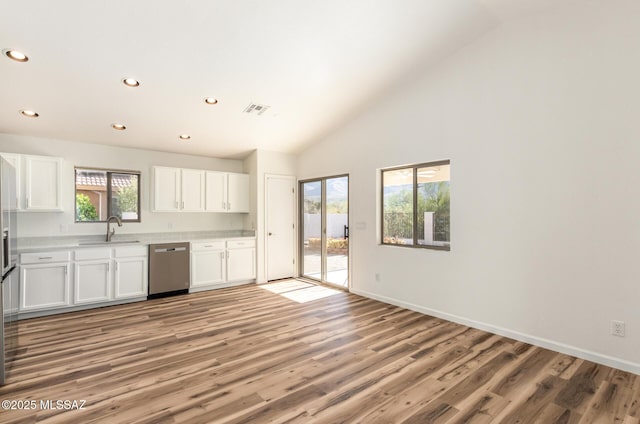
[3,49,29,62]
[204,97,218,105]
[20,110,39,118]
[111,123,126,130]
[122,78,140,87]
[179,134,191,140]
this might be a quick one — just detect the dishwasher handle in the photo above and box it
[154,247,187,253]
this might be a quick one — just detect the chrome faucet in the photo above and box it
[106,216,123,242]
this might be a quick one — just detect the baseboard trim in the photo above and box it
[18,297,146,320]
[189,280,255,293]
[350,287,640,375]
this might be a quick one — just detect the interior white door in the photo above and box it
[266,175,296,281]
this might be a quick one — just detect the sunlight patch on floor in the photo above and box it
[259,280,342,303]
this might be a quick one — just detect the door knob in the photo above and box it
[268,232,273,236]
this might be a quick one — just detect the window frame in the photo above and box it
[380,159,450,251]
[74,166,142,223]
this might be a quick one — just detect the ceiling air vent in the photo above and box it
[244,102,270,116]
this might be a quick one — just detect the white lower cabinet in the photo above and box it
[19,246,148,315]
[74,248,112,305]
[21,262,71,311]
[190,238,256,290]
[226,247,256,282]
[113,246,148,299]
[114,257,148,298]
[75,260,111,304]
[20,251,71,312]
[191,241,226,287]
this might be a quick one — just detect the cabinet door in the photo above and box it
[25,156,63,211]
[74,260,111,304]
[181,169,205,211]
[114,257,148,298]
[0,153,21,210]
[153,167,181,211]
[227,173,249,212]
[226,248,256,282]
[191,249,225,287]
[20,263,70,311]
[205,171,227,212]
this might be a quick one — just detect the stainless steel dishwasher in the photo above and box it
[148,242,190,298]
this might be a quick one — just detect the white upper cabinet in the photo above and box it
[154,165,249,213]
[181,169,205,212]
[0,153,21,210]
[227,173,249,213]
[1,153,63,212]
[153,166,181,212]
[205,171,227,212]
[205,171,249,213]
[153,166,206,212]
[25,155,63,211]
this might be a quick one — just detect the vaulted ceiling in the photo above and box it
[0,0,569,158]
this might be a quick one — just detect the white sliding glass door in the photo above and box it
[300,175,349,288]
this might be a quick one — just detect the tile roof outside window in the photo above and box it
[76,171,133,188]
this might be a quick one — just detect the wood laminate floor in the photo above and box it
[1,280,638,423]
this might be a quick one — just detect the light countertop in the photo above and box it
[17,230,255,253]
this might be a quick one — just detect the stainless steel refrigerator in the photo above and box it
[1,157,18,385]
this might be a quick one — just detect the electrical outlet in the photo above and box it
[612,320,626,337]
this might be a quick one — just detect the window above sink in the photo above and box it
[75,167,141,223]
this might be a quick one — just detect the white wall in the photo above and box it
[297,0,640,372]
[244,150,297,283]
[0,133,246,236]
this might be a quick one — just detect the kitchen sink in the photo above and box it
[78,240,141,246]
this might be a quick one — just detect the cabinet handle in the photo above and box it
[226,251,229,259]
[227,202,231,210]
[38,256,53,260]
[115,261,118,272]
[181,201,185,209]
[26,197,30,208]
[204,245,213,248]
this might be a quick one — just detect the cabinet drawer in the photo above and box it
[74,248,111,261]
[114,246,148,258]
[21,251,70,264]
[227,239,256,249]
[192,241,225,251]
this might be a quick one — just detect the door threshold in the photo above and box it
[296,277,349,292]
